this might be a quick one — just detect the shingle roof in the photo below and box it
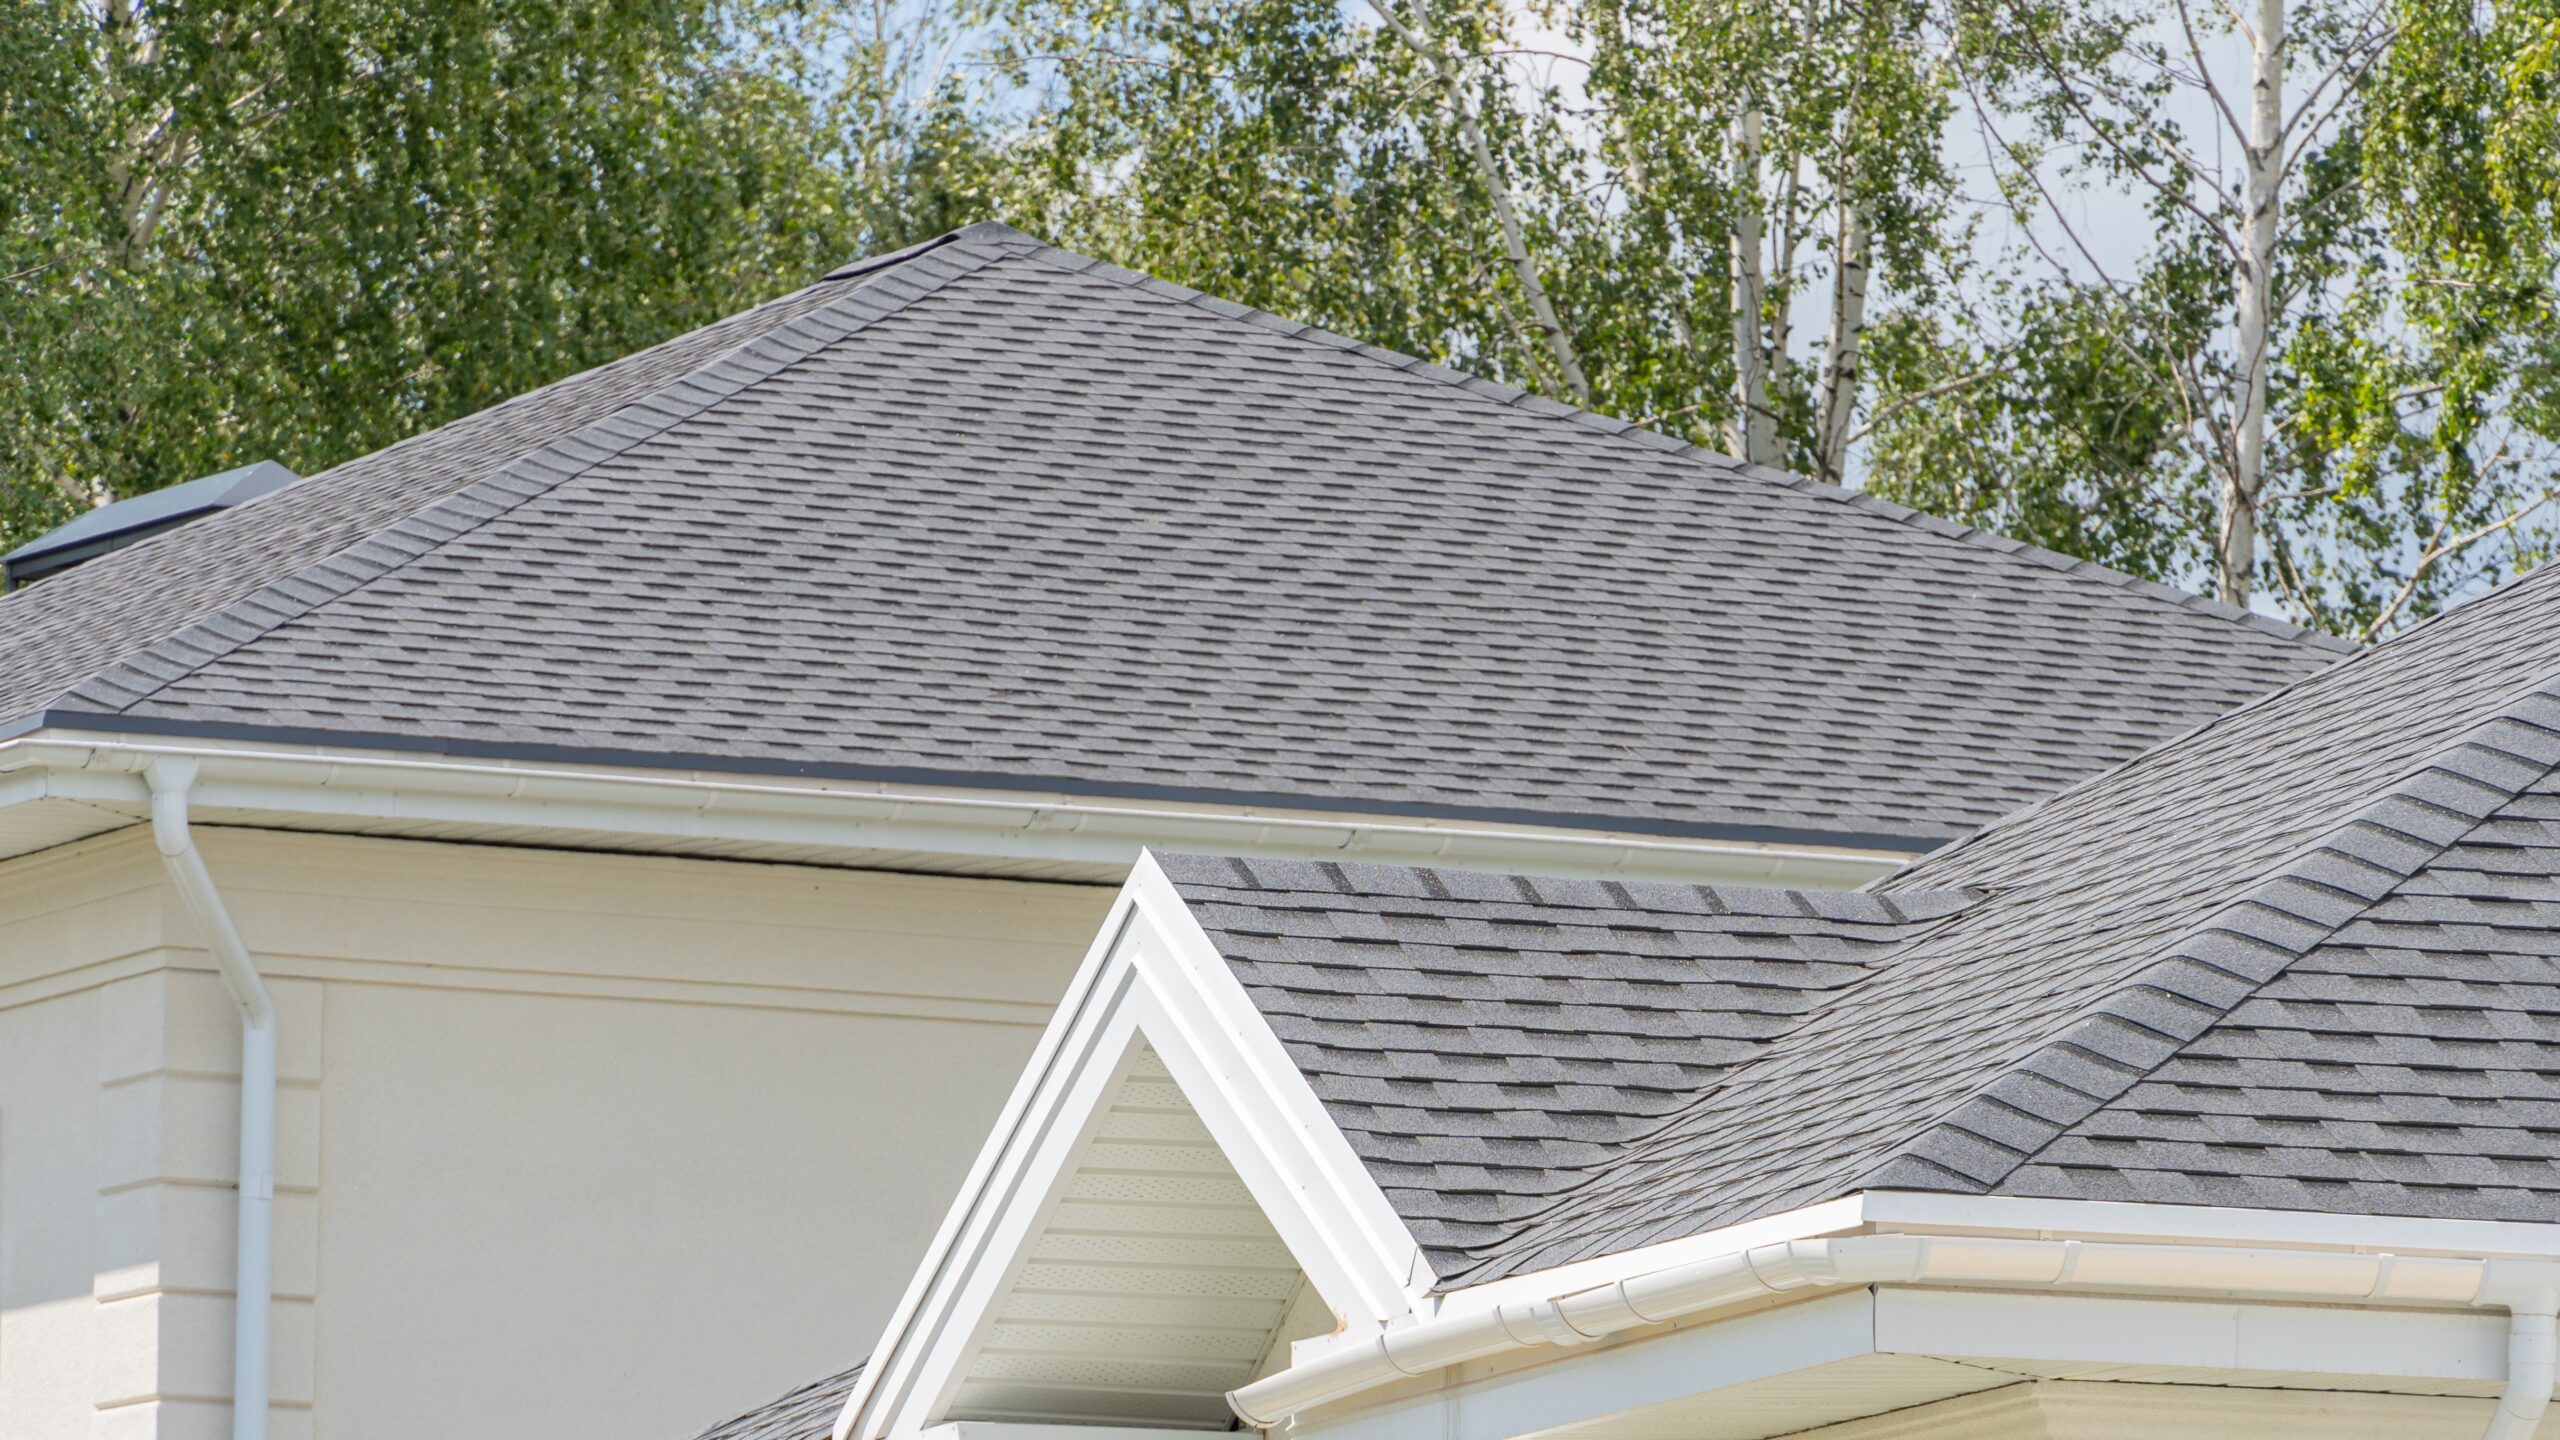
[0,223,2341,849]
[689,1362,865,1440]
[3,459,300,587]
[1161,563,2560,1284]
[1163,853,1975,1267]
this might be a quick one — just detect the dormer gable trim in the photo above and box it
[839,851,1434,1440]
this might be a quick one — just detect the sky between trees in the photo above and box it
[4,0,2557,638]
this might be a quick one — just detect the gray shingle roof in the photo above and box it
[1161,564,2560,1284]
[1164,853,1976,1268]
[3,459,301,587]
[689,1362,865,1440]
[0,223,2341,849]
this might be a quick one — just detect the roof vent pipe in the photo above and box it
[145,759,276,1440]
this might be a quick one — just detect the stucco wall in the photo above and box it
[0,826,1110,1440]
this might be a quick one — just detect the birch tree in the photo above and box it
[1577,0,1961,479]
[1935,0,2560,628]
[1373,0,1592,404]
[985,0,1969,483]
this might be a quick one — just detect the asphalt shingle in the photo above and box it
[1158,559,2560,1286]
[1158,853,1974,1267]
[689,1362,865,1440]
[0,223,2341,849]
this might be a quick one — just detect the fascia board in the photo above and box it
[842,860,1434,1440]
[1859,1192,2560,1260]
[1432,1195,1877,1315]
[839,894,1150,1440]
[895,1007,1156,1437]
[0,732,1909,885]
[915,1425,1208,1440]
[1295,1287,2517,1440]
[1293,1288,1885,1440]
[1428,1192,2560,1323]
[1874,1286,2514,1390]
[0,769,66,809]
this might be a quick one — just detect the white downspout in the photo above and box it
[2480,1264,2558,1440]
[146,758,275,1440]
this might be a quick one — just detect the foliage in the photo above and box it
[0,0,994,550]
[8,0,2560,639]
[1914,0,2560,631]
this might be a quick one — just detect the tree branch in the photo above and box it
[2358,486,2560,639]
[1373,0,1592,405]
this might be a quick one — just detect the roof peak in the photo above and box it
[0,224,2342,848]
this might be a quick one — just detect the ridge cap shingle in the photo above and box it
[1425,578,2560,1282]
[1879,693,2560,1201]
[1884,561,2560,888]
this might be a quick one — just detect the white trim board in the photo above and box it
[838,853,1433,1440]
[1292,1287,2528,1440]
[1436,1193,2560,1318]
[0,731,1908,886]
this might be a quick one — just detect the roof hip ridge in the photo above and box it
[51,241,1006,717]
[1881,560,2560,889]
[1423,666,2560,1285]
[992,236,2349,657]
[1872,677,2560,1200]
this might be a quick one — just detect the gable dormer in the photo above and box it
[842,855,1435,1440]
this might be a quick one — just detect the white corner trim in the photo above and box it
[838,856,1435,1440]
[0,732,1909,885]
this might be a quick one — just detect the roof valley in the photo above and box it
[1858,691,2560,1203]
[1412,571,2560,1282]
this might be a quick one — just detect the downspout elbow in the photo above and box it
[148,760,276,1030]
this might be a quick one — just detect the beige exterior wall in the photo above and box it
[0,826,1109,1440]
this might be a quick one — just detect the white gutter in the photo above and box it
[1227,1236,2560,1433]
[0,735,1910,886]
[145,759,276,1440]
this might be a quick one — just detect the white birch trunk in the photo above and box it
[1767,161,1802,411]
[1378,1,1592,406]
[2221,0,2286,606]
[1728,108,1779,465]
[1816,201,1873,486]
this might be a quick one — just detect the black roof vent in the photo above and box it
[4,460,300,590]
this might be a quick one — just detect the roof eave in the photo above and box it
[1239,1190,2560,1429]
[0,720,1922,886]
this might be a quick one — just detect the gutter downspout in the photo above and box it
[147,758,275,1440]
[1228,1237,2560,1432]
[2481,1263,2559,1440]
